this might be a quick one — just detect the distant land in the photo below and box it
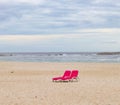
[97,52,120,55]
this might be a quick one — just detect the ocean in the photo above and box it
[0,52,120,62]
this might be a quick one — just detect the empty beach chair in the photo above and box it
[52,70,71,81]
[62,70,79,81]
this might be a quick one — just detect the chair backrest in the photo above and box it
[63,70,71,78]
[70,70,79,78]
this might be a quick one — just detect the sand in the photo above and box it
[0,62,120,105]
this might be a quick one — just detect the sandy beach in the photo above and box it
[0,62,120,105]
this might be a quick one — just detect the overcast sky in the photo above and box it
[0,0,120,52]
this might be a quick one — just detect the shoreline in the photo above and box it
[1,60,120,63]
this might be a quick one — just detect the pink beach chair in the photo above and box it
[52,70,71,81]
[52,70,79,82]
[62,70,79,81]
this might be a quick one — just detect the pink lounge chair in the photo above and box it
[52,70,71,81]
[62,70,79,81]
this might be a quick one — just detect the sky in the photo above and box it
[0,0,120,52]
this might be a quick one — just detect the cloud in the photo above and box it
[0,0,46,5]
[0,32,120,52]
[77,28,120,34]
[0,0,120,34]
[0,28,120,41]
[0,35,64,42]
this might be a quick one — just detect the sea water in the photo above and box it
[0,52,120,62]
